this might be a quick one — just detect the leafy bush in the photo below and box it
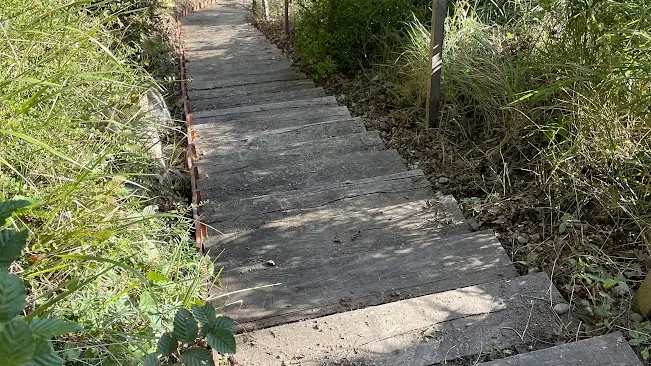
[146,303,236,365]
[1,198,81,365]
[292,0,431,74]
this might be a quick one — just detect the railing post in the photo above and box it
[426,0,447,128]
[284,0,290,34]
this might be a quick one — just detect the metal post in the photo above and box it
[426,0,447,128]
[284,0,290,34]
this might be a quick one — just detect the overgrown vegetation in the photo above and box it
[255,0,651,360]
[0,0,223,363]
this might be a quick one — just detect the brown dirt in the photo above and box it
[254,17,651,362]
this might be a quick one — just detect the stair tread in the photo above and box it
[194,117,366,145]
[198,130,385,174]
[191,105,352,133]
[233,272,566,365]
[191,87,326,110]
[197,149,408,202]
[478,332,641,366]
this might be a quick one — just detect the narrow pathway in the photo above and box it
[180,2,642,365]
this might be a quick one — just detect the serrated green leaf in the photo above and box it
[157,332,178,356]
[0,198,35,226]
[143,353,160,366]
[28,318,81,338]
[0,317,35,364]
[0,229,28,268]
[191,303,216,326]
[27,338,64,366]
[173,308,198,343]
[205,328,236,354]
[179,347,213,366]
[212,317,236,334]
[0,270,26,323]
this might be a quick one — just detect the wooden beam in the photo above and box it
[425,0,447,128]
[262,0,270,20]
[284,0,290,34]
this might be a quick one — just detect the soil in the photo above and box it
[254,17,651,363]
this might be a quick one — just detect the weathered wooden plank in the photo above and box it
[199,131,383,172]
[185,51,291,65]
[187,61,295,80]
[233,273,568,365]
[205,194,468,252]
[188,69,307,90]
[191,87,326,110]
[193,95,338,119]
[192,106,352,134]
[214,230,518,329]
[187,79,314,101]
[184,47,284,60]
[200,169,432,225]
[197,149,407,201]
[478,332,641,366]
[195,117,366,146]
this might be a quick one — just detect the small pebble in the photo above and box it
[467,218,480,231]
[265,260,276,267]
[516,235,529,244]
[631,312,644,323]
[529,233,541,243]
[438,177,450,184]
[527,267,539,274]
[553,302,570,315]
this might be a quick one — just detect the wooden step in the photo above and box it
[230,272,567,365]
[195,117,367,148]
[198,131,385,173]
[187,79,315,102]
[186,61,296,81]
[184,47,285,62]
[197,149,407,201]
[212,230,517,331]
[188,69,307,90]
[478,332,642,366]
[206,191,467,241]
[192,95,339,119]
[192,106,352,134]
[200,169,435,225]
[186,56,292,73]
[191,87,326,110]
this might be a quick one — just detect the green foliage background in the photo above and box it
[1,0,206,364]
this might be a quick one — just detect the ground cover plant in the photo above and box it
[0,0,223,363]
[254,0,651,360]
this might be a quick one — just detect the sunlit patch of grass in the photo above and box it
[1,0,204,363]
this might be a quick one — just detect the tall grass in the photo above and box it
[392,0,651,229]
[1,0,204,363]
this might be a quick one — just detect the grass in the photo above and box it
[0,0,208,363]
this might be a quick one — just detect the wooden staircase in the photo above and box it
[179,1,642,365]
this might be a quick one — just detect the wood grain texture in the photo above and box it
[191,87,326,110]
[198,131,385,173]
[234,273,567,364]
[197,149,407,201]
[479,332,641,366]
